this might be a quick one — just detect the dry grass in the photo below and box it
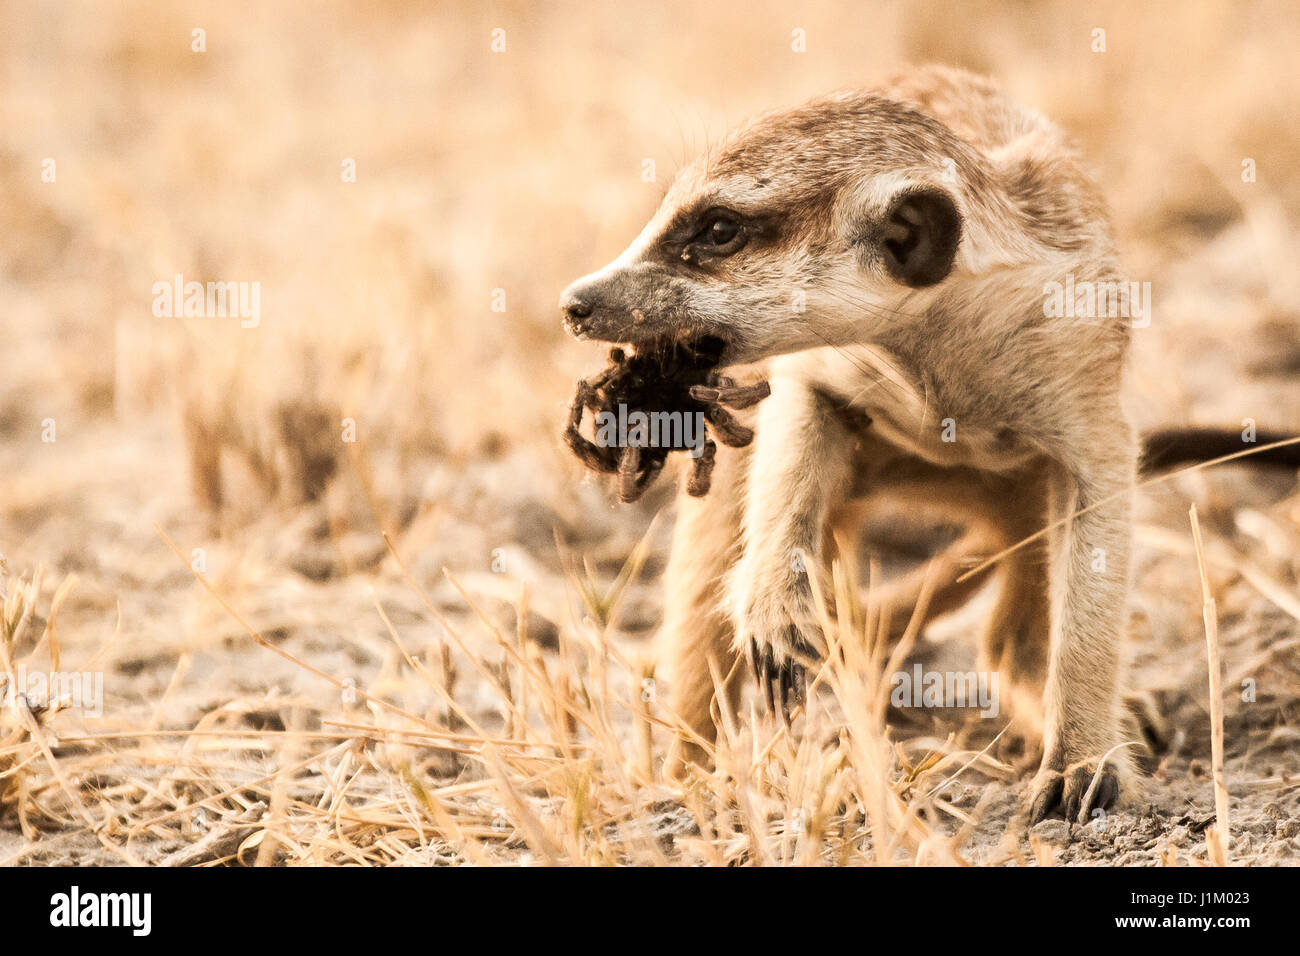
[2,1,1300,865]
[1189,504,1229,864]
[2,526,1023,865]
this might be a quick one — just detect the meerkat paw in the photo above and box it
[1027,758,1121,826]
[744,624,819,722]
[732,589,822,722]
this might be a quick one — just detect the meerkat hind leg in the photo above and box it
[834,465,1053,763]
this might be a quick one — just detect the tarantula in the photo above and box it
[565,336,770,502]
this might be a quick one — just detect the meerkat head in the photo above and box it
[559,92,986,365]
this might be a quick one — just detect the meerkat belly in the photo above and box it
[785,346,1039,474]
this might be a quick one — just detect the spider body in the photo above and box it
[565,336,769,502]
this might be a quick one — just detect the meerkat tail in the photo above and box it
[1140,427,1300,475]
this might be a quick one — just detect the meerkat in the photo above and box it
[558,66,1299,824]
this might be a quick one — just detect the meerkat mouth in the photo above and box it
[633,332,728,368]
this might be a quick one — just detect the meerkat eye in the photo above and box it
[705,216,739,245]
[687,211,746,259]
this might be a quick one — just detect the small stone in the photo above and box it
[1032,819,1071,844]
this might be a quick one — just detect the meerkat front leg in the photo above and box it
[731,375,854,713]
[1028,423,1137,825]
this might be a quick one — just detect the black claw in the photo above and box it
[1095,772,1119,814]
[783,661,806,726]
[1063,791,1081,825]
[746,639,810,726]
[1029,772,1063,825]
[1063,766,1087,823]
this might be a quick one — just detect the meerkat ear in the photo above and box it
[879,187,962,287]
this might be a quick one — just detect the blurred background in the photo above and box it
[3,0,1299,551]
[2,1,1299,864]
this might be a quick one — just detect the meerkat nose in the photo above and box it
[559,287,595,322]
[563,297,593,320]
